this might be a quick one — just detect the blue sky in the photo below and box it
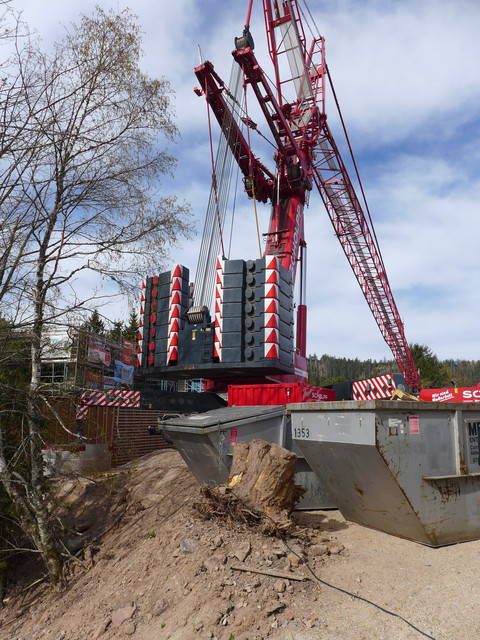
[13,0,480,363]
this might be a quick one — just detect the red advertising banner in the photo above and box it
[122,339,135,365]
[87,337,111,366]
[419,385,480,403]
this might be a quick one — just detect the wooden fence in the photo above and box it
[43,397,174,467]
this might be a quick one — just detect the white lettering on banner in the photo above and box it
[431,390,455,402]
[310,390,330,401]
[463,390,480,400]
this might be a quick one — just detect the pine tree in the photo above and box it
[85,310,105,336]
[107,320,124,344]
[123,310,139,343]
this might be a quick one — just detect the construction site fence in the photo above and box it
[43,398,174,467]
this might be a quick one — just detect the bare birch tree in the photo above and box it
[0,4,192,590]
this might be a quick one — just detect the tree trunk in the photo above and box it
[226,439,305,530]
[25,245,65,591]
[27,371,65,590]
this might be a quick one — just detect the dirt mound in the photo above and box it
[1,449,480,640]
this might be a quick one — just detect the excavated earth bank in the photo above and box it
[1,449,480,640]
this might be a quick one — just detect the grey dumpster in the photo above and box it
[159,405,335,509]
[289,400,480,546]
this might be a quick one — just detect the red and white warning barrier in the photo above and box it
[76,389,140,420]
[352,374,396,400]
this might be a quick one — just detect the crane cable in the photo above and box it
[205,77,226,259]
[250,175,262,259]
[193,62,244,308]
[228,162,240,259]
[324,63,386,276]
[325,62,416,372]
[241,65,263,258]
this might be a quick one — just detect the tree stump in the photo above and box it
[194,439,306,533]
[225,439,305,532]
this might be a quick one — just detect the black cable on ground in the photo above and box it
[227,488,437,640]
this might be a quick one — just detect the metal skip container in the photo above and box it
[158,405,335,509]
[289,400,480,546]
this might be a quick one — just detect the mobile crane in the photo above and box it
[136,0,420,397]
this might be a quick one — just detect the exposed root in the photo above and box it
[193,485,295,536]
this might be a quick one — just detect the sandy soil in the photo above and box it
[1,449,479,640]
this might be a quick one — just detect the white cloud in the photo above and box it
[317,0,480,145]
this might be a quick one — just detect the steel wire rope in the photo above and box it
[221,73,282,154]
[193,62,245,309]
[241,65,262,258]
[207,67,244,299]
[226,487,438,640]
[194,65,238,302]
[194,150,219,306]
[294,1,414,371]
[297,0,322,47]
[195,123,226,305]
[228,162,241,259]
[206,77,226,258]
[194,14,317,308]
[199,134,231,307]
[322,64,418,384]
[324,64,387,276]
[297,0,388,281]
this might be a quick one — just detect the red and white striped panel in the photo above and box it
[147,275,159,366]
[353,374,396,400]
[214,256,224,361]
[264,256,280,359]
[76,390,141,419]
[76,404,90,420]
[136,279,146,368]
[167,265,184,365]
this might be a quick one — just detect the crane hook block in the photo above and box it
[187,305,211,325]
[235,26,254,51]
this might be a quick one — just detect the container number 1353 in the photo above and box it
[293,426,310,439]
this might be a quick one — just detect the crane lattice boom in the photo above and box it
[254,0,420,389]
[312,123,419,389]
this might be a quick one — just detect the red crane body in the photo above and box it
[136,1,419,395]
[193,0,420,391]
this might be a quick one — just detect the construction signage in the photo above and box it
[419,385,480,403]
[87,336,111,366]
[76,389,141,420]
[86,370,102,388]
[122,339,135,365]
